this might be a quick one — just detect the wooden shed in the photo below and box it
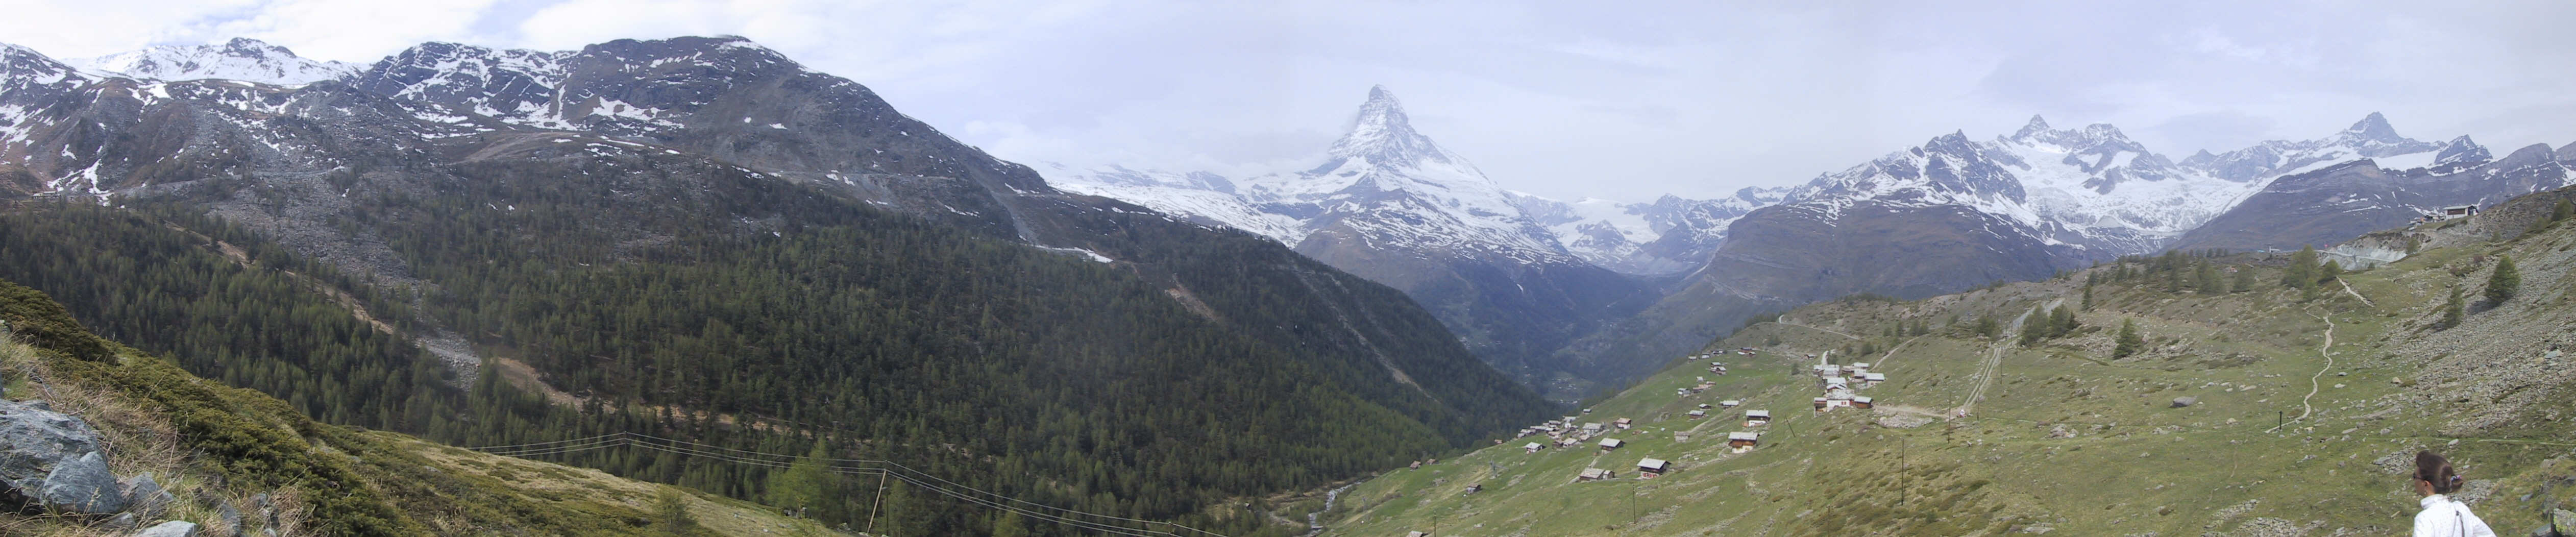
[1637,458,1673,477]
[1598,438,1626,451]
[1727,431,1760,448]
[1852,396,1874,409]
[1744,409,1771,425]
[1686,409,1707,419]
[1578,468,1614,481]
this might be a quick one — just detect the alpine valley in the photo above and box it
[3,33,2575,537]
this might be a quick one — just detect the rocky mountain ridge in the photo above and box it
[0,36,1556,532]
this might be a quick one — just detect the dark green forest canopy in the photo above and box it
[0,154,1550,535]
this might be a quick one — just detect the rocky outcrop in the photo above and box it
[38,451,123,513]
[0,399,102,492]
[0,398,180,517]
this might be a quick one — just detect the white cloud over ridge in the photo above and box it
[2,0,2570,201]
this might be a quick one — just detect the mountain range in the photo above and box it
[0,36,1554,534]
[1051,95,2576,387]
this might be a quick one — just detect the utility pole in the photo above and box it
[865,470,889,534]
[1900,437,1908,507]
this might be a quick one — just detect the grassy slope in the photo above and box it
[0,281,832,537]
[1317,197,2576,537]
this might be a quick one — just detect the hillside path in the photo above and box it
[2271,312,2336,432]
[2339,279,2375,307]
[1953,344,2006,417]
[1868,335,1929,370]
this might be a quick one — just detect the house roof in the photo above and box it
[1728,432,1760,441]
[1638,458,1670,470]
[1524,442,1542,449]
[1745,410,1771,418]
[1598,438,1625,448]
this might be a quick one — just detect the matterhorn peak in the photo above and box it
[1328,85,1454,167]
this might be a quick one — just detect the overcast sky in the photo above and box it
[6,0,2573,201]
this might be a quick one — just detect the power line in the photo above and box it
[463,432,1229,537]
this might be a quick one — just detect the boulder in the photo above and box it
[37,451,126,513]
[122,473,174,516]
[103,511,137,530]
[135,520,200,537]
[2170,397,2197,408]
[0,399,103,494]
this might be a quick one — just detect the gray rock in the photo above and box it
[217,502,242,535]
[134,520,200,537]
[37,451,126,513]
[122,473,174,516]
[2171,396,2197,408]
[0,399,102,494]
[103,511,137,530]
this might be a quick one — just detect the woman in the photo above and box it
[2413,451,2497,537]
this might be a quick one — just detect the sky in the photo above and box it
[4,0,2573,201]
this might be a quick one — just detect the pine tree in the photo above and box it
[2317,260,2342,286]
[2229,266,2255,293]
[2081,280,2095,310]
[766,441,836,519]
[2283,247,2318,288]
[2555,198,2574,223]
[2019,312,2048,346]
[651,488,702,536]
[2485,255,2520,304]
[1974,316,1999,339]
[2196,262,2223,295]
[2112,319,2143,359]
[993,511,1031,537]
[2436,285,2465,330]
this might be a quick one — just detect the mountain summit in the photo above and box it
[1329,85,1456,167]
[68,37,357,85]
[1051,86,1656,396]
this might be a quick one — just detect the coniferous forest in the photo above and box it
[0,175,1551,536]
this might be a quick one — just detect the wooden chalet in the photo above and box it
[1727,431,1760,448]
[1637,458,1673,477]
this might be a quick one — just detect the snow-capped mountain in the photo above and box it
[2178,112,2442,182]
[1564,112,2529,383]
[1055,87,1658,393]
[1050,86,1753,277]
[1058,86,1574,265]
[2173,133,2573,252]
[1506,188,1785,275]
[66,38,358,85]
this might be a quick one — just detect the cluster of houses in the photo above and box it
[1686,352,1731,376]
[1810,360,1884,411]
[1515,413,1635,453]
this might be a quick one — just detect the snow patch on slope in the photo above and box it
[69,38,357,85]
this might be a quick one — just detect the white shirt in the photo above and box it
[2414,494,2497,537]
